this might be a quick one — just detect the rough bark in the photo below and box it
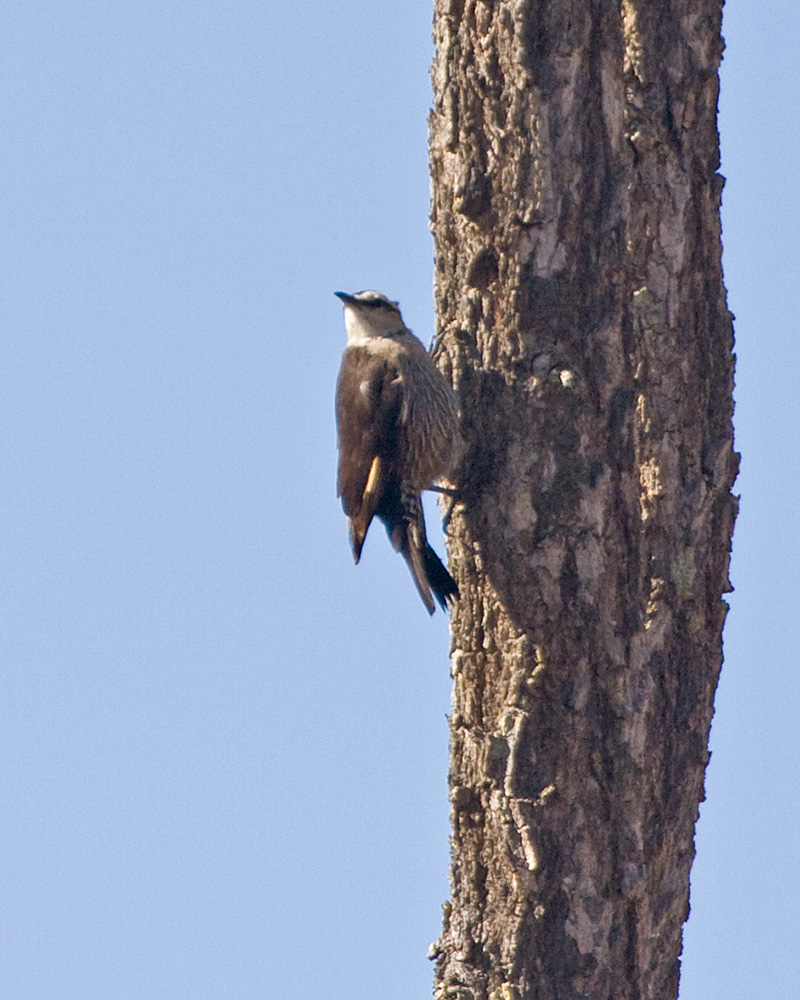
[428,2,737,998]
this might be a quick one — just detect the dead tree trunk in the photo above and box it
[429,2,738,998]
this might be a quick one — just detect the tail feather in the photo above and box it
[404,523,436,615]
[423,542,459,611]
[385,493,457,615]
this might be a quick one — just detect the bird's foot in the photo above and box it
[426,485,463,533]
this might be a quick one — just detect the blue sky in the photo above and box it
[1,2,797,998]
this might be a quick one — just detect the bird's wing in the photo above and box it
[336,347,402,561]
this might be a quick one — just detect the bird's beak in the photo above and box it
[335,291,356,305]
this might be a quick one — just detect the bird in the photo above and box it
[334,290,461,614]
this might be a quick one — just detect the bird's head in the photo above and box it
[335,290,406,342]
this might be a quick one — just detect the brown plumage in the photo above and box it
[335,290,461,614]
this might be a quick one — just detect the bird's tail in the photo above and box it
[387,493,458,615]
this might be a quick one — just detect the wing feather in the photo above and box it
[336,346,402,560]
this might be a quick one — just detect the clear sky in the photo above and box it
[1,2,797,998]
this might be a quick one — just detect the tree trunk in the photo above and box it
[428,2,738,998]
